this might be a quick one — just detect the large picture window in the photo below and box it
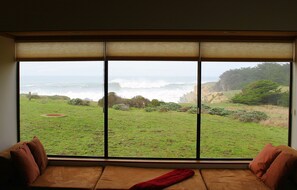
[17,41,293,160]
[201,62,290,158]
[107,61,197,158]
[20,61,104,156]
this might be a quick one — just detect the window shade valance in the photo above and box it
[16,42,105,60]
[15,41,293,61]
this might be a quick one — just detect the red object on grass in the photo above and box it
[129,169,195,190]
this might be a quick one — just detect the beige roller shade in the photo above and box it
[16,41,293,61]
[16,42,104,61]
[200,42,293,61]
[106,42,200,60]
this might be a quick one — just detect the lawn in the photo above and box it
[20,96,288,159]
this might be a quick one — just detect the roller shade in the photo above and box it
[16,41,293,61]
[16,42,104,61]
[106,42,200,60]
[200,42,293,61]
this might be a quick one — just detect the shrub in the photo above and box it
[158,102,181,111]
[158,107,169,112]
[231,110,268,123]
[150,99,161,107]
[128,95,151,108]
[68,98,90,106]
[112,104,129,111]
[98,92,126,107]
[48,95,70,100]
[178,107,191,112]
[208,107,233,116]
[278,91,289,107]
[187,107,197,114]
[144,107,156,112]
[201,104,211,113]
[231,80,282,105]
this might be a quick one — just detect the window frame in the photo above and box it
[16,42,293,161]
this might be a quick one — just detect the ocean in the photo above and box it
[20,75,217,103]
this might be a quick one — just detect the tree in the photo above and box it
[214,63,290,91]
[231,80,282,105]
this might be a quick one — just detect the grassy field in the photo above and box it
[20,96,288,158]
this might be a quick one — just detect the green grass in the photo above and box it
[20,96,288,159]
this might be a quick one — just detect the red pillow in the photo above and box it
[27,136,48,174]
[249,144,281,178]
[261,152,297,190]
[10,143,40,185]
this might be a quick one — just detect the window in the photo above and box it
[201,62,290,158]
[107,61,197,158]
[17,41,293,160]
[20,61,104,157]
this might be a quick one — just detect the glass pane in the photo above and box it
[201,62,290,158]
[107,61,197,158]
[20,61,104,156]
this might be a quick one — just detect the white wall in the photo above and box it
[0,36,17,151]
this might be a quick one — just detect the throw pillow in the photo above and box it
[249,143,281,178]
[10,143,40,185]
[261,152,297,190]
[27,136,48,174]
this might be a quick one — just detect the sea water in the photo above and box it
[19,75,215,103]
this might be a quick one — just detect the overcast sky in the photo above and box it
[20,61,265,78]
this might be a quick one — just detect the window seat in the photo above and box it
[1,144,297,190]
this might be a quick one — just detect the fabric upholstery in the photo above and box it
[27,136,48,174]
[0,142,25,186]
[10,143,40,185]
[95,166,207,190]
[249,143,281,178]
[201,169,270,190]
[262,152,297,190]
[30,166,103,190]
[277,145,297,185]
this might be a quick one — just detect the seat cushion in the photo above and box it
[95,166,207,190]
[30,166,103,190]
[201,169,270,190]
[27,136,48,174]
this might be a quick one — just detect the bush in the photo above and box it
[158,107,169,112]
[68,98,90,106]
[231,110,268,123]
[208,107,233,116]
[150,99,161,107]
[157,102,181,111]
[187,107,197,114]
[278,91,289,107]
[128,95,150,108]
[201,104,211,113]
[144,107,156,112]
[178,107,191,112]
[98,92,126,107]
[112,104,129,111]
[231,80,282,105]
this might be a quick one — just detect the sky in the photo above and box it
[20,61,265,79]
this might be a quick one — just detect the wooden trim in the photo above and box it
[48,157,250,169]
[9,30,297,42]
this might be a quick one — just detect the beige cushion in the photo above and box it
[30,166,103,190]
[95,166,207,190]
[201,169,270,190]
